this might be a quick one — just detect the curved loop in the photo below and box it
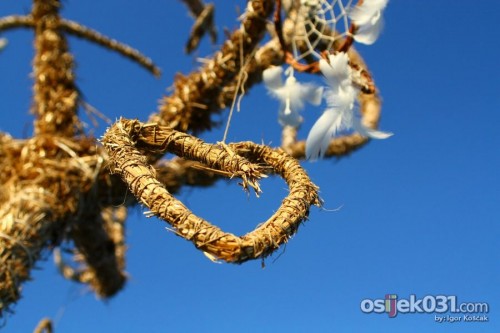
[102,119,320,263]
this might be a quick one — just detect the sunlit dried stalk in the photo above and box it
[102,119,320,262]
[59,19,160,76]
[181,0,217,53]
[0,0,130,315]
[68,205,127,297]
[54,205,127,297]
[103,119,266,194]
[0,0,390,323]
[33,317,52,333]
[151,0,274,134]
[0,133,100,316]
[0,15,160,76]
[32,0,80,137]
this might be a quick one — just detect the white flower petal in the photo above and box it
[262,66,284,90]
[306,109,342,160]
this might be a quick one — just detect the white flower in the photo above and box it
[263,66,323,127]
[348,0,388,45]
[306,53,392,160]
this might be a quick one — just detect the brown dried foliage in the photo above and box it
[0,0,388,323]
[102,119,320,263]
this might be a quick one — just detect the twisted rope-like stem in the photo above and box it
[103,119,265,194]
[0,134,100,316]
[0,15,160,76]
[67,205,127,297]
[102,119,320,263]
[32,0,79,137]
[181,0,217,53]
[33,317,52,333]
[150,0,274,134]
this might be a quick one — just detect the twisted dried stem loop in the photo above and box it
[102,119,320,263]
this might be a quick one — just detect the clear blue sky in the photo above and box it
[1,1,499,332]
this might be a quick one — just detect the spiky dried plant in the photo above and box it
[0,0,390,327]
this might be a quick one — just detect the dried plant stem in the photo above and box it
[0,15,32,30]
[103,119,265,194]
[33,317,52,333]
[181,0,217,53]
[32,0,79,137]
[59,19,160,77]
[151,0,274,134]
[180,0,206,16]
[102,118,320,263]
[0,134,101,316]
[0,185,55,315]
[0,0,391,323]
[68,205,127,297]
[0,15,160,76]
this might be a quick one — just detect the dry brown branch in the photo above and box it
[0,15,32,30]
[182,0,217,53]
[102,119,320,263]
[54,247,82,282]
[150,0,274,134]
[102,119,266,194]
[0,133,101,316]
[33,317,52,333]
[32,0,80,137]
[68,205,127,297]
[53,205,128,297]
[59,19,160,77]
[0,15,160,76]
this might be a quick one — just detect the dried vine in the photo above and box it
[0,0,391,326]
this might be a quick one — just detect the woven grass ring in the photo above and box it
[102,119,320,263]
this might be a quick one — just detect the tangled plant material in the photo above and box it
[102,119,320,262]
[0,0,391,324]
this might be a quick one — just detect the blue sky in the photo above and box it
[1,1,499,332]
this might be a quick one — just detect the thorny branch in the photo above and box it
[0,0,390,326]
